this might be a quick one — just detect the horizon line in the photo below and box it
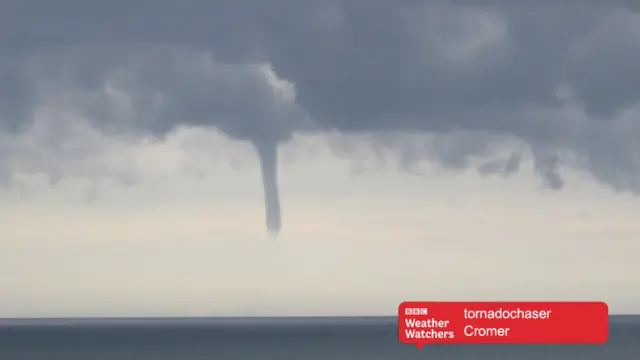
[2,314,638,320]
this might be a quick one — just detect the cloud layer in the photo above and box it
[1,1,640,230]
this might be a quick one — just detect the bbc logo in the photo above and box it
[405,308,428,315]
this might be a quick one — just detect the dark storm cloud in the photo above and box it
[1,1,640,230]
[261,2,640,190]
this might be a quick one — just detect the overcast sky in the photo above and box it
[1,1,640,317]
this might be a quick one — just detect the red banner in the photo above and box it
[398,301,608,347]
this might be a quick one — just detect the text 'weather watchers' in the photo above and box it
[398,301,608,347]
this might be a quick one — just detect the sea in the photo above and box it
[1,316,638,359]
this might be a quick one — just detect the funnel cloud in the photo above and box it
[255,141,282,236]
[1,2,640,233]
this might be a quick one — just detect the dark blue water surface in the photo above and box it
[1,316,637,359]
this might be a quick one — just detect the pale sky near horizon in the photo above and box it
[1,2,640,316]
[2,129,639,316]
